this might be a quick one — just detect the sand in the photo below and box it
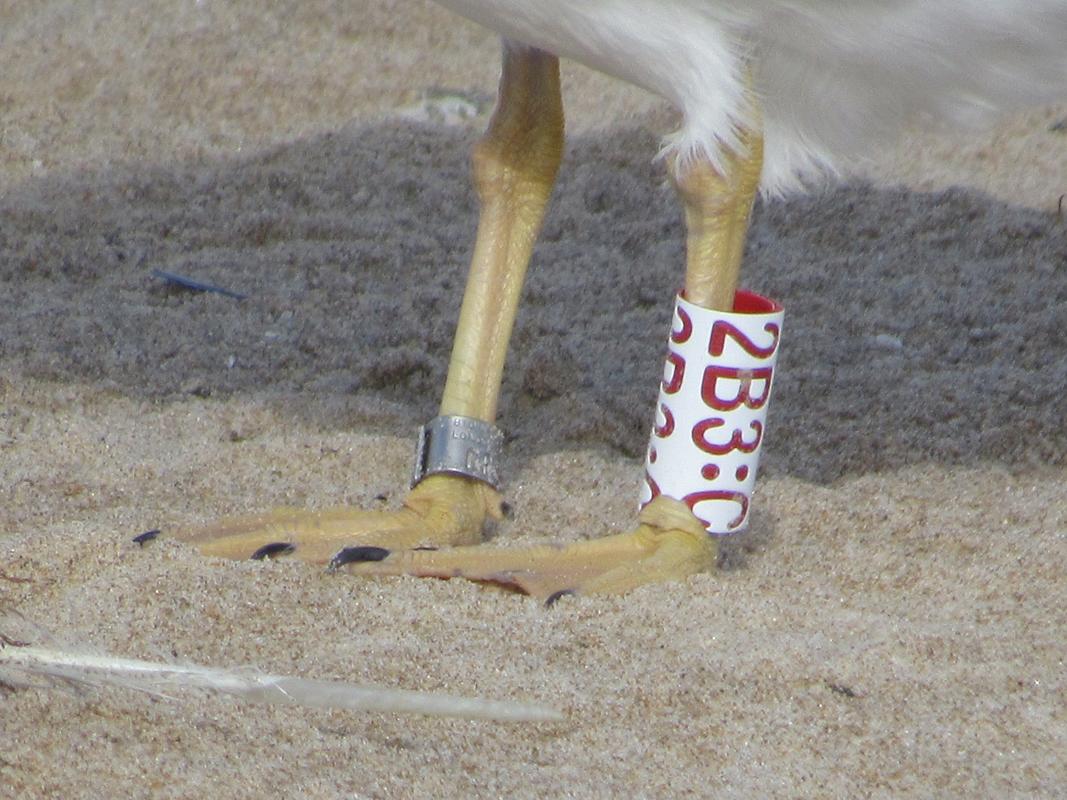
[2,2,1065,798]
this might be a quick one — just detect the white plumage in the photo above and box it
[436,0,1067,192]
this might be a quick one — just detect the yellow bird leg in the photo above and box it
[336,113,768,599]
[440,44,565,422]
[175,45,563,561]
[178,50,768,602]
[671,124,764,309]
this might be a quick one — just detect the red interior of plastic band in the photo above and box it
[732,290,783,314]
[679,289,783,314]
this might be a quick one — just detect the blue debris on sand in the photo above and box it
[151,269,247,300]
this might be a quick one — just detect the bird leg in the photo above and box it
[176,43,564,562]
[341,122,776,600]
[672,127,764,311]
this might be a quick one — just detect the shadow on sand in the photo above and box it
[2,121,1064,484]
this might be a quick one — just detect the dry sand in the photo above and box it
[2,2,1065,798]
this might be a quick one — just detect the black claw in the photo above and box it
[412,545,439,551]
[250,542,296,560]
[827,682,858,698]
[544,589,576,608]
[328,545,391,570]
[132,529,161,545]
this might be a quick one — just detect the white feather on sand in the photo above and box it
[0,636,562,723]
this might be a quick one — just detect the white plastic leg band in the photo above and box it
[639,290,784,535]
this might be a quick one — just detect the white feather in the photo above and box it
[435,0,1067,192]
[0,641,563,722]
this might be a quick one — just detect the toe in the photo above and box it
[169,475,496,562]
[338,508,715,601]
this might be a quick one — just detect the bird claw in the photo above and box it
[131,529,161,546]
[327,545,392,571]
[250,542,296,561]
[543,589,576,608]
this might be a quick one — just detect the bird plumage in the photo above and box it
[436,1,1067,192]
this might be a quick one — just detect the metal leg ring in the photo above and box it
[411,415,505,489]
